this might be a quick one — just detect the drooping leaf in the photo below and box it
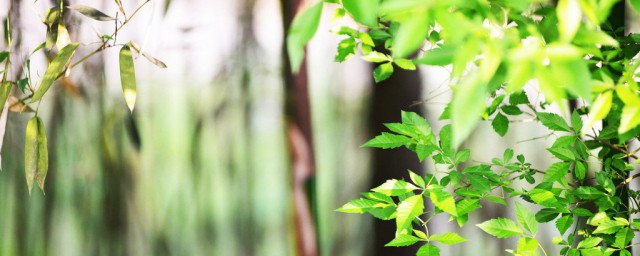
[587,91,612,128]
[393,12,429,58]
[430,232,468,245]
[417,244,440,256]
[286,2,323,73]
[555,215,573,235]
[613,228,634,249]
[31,43,79,102]
[24,116,48,195]
[119,44,137,111]
[373,62,394,82]
[571,110,583,132]
[515,202,538,235]
[363,132,411,149]
[491,112,509,136]
[385,234,422,247]
[394,58,416,70]
[477,218,524,238]
[452,74,486,148]
[68,5,116,21]
[396,195,424,232]
[129,42,168,68]
[557,0,582,42]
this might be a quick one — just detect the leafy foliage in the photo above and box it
[289,0,640,255]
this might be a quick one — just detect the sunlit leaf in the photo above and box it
[587,91,612,129]
[31,43,79,102]
[24,116,48,195]
[342,0,379,28]
[557,0,582,42]
[417,244,440,256]
[452,74,486,148]
[396,195,424,232]
[477,218,524,238]
[373,62,394,83]
[393,12,428,58]
[429,232,468,245]
[385,234,422,247]
[68,5,116,21]
[286,2,323,73]
[515,202,538,235]
[119,44,137,111]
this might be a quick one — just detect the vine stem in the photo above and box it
[538,242,549,256]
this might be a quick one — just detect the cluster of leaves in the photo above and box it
[289,0,640,255]
[1,1,165,195]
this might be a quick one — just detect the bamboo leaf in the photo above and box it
[31,43,79,102]
[129,42,168,68]
[25,116,48,195]
[119,44,137,111]
[68,5,116,21]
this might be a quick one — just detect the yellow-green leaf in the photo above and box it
[0,82,11,111]
[557,0,582,42]
[24,116,48,195]
[31,43,79,102]
[286,2,323,73]
[587,91,612,129]
[119,44,137,111]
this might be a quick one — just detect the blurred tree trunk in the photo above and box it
[369,66,423,255]
[281,1,318,256]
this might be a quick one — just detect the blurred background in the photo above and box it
[0,0,637,255]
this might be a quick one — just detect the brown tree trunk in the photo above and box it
[281,1,318,256]
[369,66,423,256]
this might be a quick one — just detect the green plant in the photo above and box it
[1,0,164,194]
[290,0,640,255]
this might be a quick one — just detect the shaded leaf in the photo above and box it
[537,112,571,132]
[491,112,508,136]
[24,116,48,195]
[68,5,115,21]
[555,215,573,235]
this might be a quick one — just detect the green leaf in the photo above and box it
[408,170,426,188]
[417,244,440,256]
[587,91,612,128]
[537,112,571,132]
[0,82,11,111]
[336,198,384,213]
[452,74,486,148]
[574,161,587,181]
[24,116,48,195]
[557,0,582,42]
[363,132,411,149]
[362,51,390,63]
[396,195,424,231]
[613,228,634,249]
[571,110,583,132]
[394,58,416,70]
[286,2,323,73]
[373,62,394,83]
[372,179,420,196]
[429,189,457,217]
[543,162,570,183]
[501,105,523,115]
[415,46,455,66]
[68,5,116,21]
[430,232,468,245]
[515,202,538,235]
[394,12,429,58]
[385,234,422,247]
[509,91,530,105]
[593,219,624,234]
[456,199,480,216]
[119,44,137,112]
[17,78,28,93]
[0,51,8,63]
[335,37,358,62]
[535,208,559,223]
[555,215,573,235]
[630,0,640,14]
[574,186,605,200]
[619,105,640,134]
[529,189,557,206]
[547,147,576,161]
[491,112,509,136]
[31,43,79,102]
[477,218,524,238]
[577,237,602,249]
[342,0,379,28]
